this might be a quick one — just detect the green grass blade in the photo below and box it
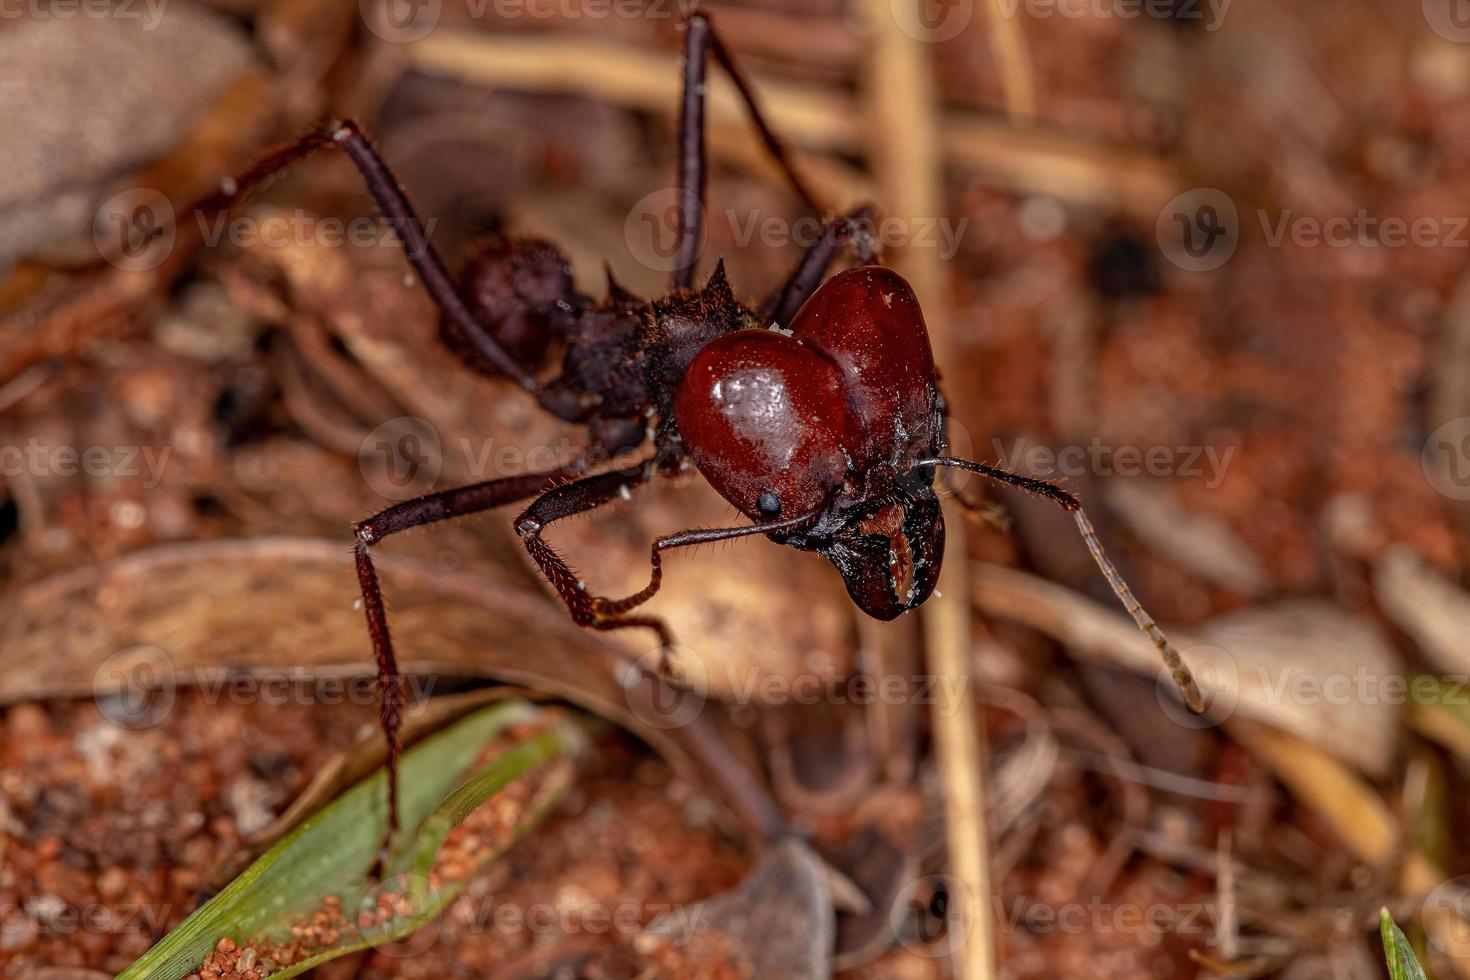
[117,701,580,980]
[1381,907,1430,980]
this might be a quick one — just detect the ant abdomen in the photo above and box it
[444,237,573,376]
[448,238,651,454]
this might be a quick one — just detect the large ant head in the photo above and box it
[675,266,947,619]
[808,469,946,620]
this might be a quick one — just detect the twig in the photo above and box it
[400,29,1185,215]
[980,0,1036,123]
[856,1,994,976]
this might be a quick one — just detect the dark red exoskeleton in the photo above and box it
[201,12,1201,857]
[676,265,947,619]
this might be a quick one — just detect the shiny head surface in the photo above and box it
[674,266,946,618]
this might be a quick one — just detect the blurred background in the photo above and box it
[4,0,1470,977]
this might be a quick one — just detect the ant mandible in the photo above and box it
[201,12,1202,859]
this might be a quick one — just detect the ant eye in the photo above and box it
[757,491,782,517]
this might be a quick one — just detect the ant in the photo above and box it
[201,12,1202,861]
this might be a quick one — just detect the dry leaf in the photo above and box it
[535,475,858,702]
[972,565,1401,776]
[647,836,833,980]
[0,536,675,760]
[1374,545,1470,676]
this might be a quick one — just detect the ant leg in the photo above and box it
[672,11,822,290]
[761,205,878,326]
[352,461,585,872]
[513,463,668,641]
[918,456,1204,713]
[195,122,543,396]
[517,477,819,666]
[592,509,824,617]
[937,468,1011,532]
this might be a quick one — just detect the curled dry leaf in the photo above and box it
[1374,545,1470,676]
[980,684,1061,836]
[0,537,681,764]
[831,826,919,971]
[1196,601,1402,777]
[972,565,1401,777]
[535,475,857,701]
[645,836,833,980]
[224,215,856,697]
[225,211,571,473]
[764,705,875,815]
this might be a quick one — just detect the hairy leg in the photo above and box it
[762,205,879,326]
[352,461,584,870]
[515,469,818,663]
[513,462,670,645]
[593,508,822,616]
[195,121,544,396]
[937,467,1012,532]
[672,11,823,290]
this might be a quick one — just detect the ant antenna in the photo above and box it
[914,456,1205,713]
